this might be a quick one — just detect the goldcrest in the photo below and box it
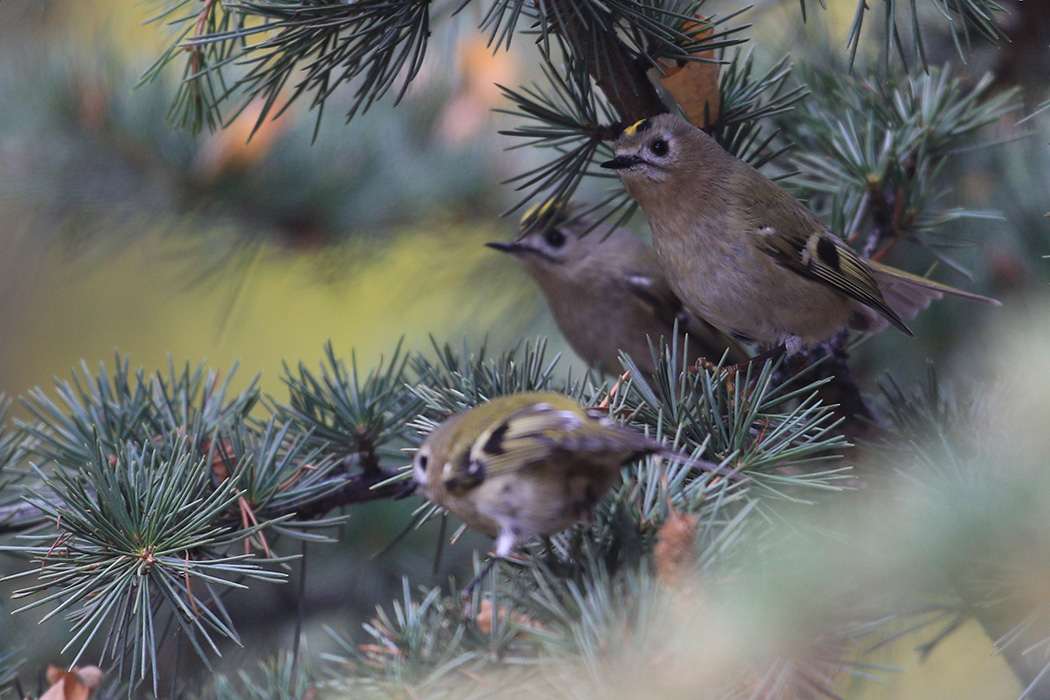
[411,392,728,567]
[487,202,749,375]
[602,114,1000,353]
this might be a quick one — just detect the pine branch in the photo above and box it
[16,355,260,473]
[144,0,440,133]
[787,331,882,442]
[782,66,1020,269]
[496,41,630,224]
[954,578,1050,698]
[0,439,292,694]
[0,340,958,697]
[0,500,52,537]
[278,340,421,474]
[809,0,1010,69]
[0,397,32,524]
[0,648,24,695]
[409,336,579,415]
[322,579,477,692]
[713,50,807,171]
[872,370,1050,697]
[540,0,668,125]
[140,0,239,132]
[198,650,319,700]
[276,465,409,521]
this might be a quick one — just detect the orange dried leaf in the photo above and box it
[357,643,402,656]
[194,100,290,180]
[654,511,699,586]
[657,16,721,128]
[45,666,65,686]
[475,599,544,635]
[597,370,631,410]
[437,35,518,144]
[40,665,104,700]
[205,437,235,482]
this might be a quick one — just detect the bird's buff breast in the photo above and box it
[649,215,851,345]
[459,461,619,542]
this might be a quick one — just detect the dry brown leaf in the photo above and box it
[39,665,104,700]
[202,437,236,482]
[474,599,545,635]
[438,36,518,144]
[193,101,290,180]
[654,510,698,586]
[656,16,721,128]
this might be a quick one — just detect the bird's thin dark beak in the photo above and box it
[601,155,643,170]
[485,241,527,255]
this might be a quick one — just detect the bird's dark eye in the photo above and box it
[544,229,567,248]
[649,138,668,156]
[417,453,429,472]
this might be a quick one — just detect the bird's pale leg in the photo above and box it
[460,556,499,599]
[461,528,518,598]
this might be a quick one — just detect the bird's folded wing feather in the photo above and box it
[758,227,911,335]
[625,273,750,363]
[624,271,686,330]
[467,403,654,478]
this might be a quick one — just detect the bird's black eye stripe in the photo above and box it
[544,229,567,248]
[649,138,668,156]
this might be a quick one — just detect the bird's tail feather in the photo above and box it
[867,260,1000,322]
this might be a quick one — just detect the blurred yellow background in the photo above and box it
[0,0,576,409]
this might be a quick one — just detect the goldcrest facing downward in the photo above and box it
[412,392,697,559]
[602,114,999,352]
[487,204,749,375]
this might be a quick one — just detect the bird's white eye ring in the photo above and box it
[417,453,429,471]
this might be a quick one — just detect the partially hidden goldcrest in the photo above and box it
[412,392,727,562]
[487,202,749,375]
[601,114,1000,353]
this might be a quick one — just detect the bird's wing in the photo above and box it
[624,273,750,364]
[623,271,687,330]
[756,220,912,336]
[459,402,656,484]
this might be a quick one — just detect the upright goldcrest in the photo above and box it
[487,203,749,375]
[411,392,727,569]
[602,114,999,353]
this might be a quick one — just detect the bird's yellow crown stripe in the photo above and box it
[623,119,649,136]
[519,199,554,227]
[519,195,572,229]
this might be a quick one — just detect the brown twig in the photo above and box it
[542,0,669,125]
[0,465,407,538]
[786,331,881,443]
[278,466,408,521]
[187,0,220,76]
[598,370,631,410]
[862,186,901,259]
[184,551,200,618]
